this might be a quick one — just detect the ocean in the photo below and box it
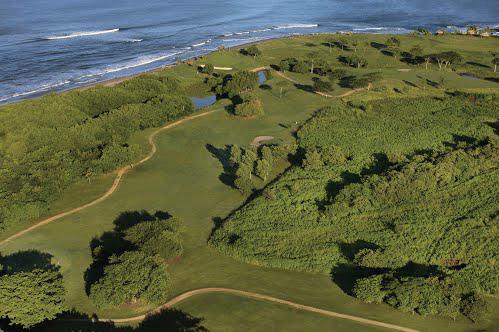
[0,0,497,103]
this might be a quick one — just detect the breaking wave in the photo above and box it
[45,28,120,40]
[274,23,319,30]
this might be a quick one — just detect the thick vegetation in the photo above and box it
[87,211,183,308]
[0,75,194,234]
[211,93,499,320]
[0,251,65,328]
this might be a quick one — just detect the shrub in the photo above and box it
[234,95,264,117]
[313,79,333,93]
[89,251,170,307]
[460,293,490,323]
[353,275,386,304]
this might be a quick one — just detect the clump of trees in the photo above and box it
[234,92,265,117]
[313,79,334,93]
[89,250,170,307]
[199,63,214,75]
[340,55,368,68]
[88,211,183,308]
[340,72,382,90]
[241,45,262,58]
[428,51,463,70]
[279,58,309,74]
[228,145,275,194]
[0,251,65,329]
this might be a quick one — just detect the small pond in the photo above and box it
[258,71,267,84]
[191,95,217,109]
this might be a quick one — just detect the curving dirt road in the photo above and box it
[0,108,220,247]
[98,288,419,332]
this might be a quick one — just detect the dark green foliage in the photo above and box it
[352,274,386,304]
[429,51,463,70]
[341,55,368,68]
[124,218,183,260]
[0,74,193,234]
[313,79,333,93]
[234,93,264,117]
[279,58,309,74]
[89,251,170,307]
[0,251,65,328]
[460,293,490,322]
[211,95,499,319]
[382,275,461,318]
[328,69,347,80]
[87,211,182,308]
[243,45,262,58]
[223,71,259,98]
[200,63,214,74]
[292,61,309,74]
[386,37,401,47]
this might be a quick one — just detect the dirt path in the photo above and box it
[97,288,418,332]
[273,70,368,98]
[0,109,220,247]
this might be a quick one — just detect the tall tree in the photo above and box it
[0,268,65,328]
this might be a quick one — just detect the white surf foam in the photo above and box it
[274,24,319,30]
[82,51,183,78]
[46,28,120,40]
[0,80,71,102]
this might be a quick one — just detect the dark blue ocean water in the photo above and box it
[0,0,497,103]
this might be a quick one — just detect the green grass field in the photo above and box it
[1,33,498,331]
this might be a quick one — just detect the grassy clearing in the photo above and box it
[1,33,498,331]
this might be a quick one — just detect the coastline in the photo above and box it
[1,34,304,102]
[74,35,287,91]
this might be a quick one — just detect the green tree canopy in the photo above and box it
[89,251,170,307]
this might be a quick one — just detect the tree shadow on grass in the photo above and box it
[206,143,236,188]
[370,41,387,50]
[0,250,59,274]
[293,83,315,94]
[34,308,208,332]
[466,61,491,69]
[485,120,499,135]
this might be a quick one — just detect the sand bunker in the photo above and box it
[251,136,275,146]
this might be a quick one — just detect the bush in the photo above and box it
[224,71,259,98]
[291,61,309,74]
[460,293,490,323]
[328,69,347,80]
[243,45,262,57]
[313,79,333,93]
[353,275,386,304]
[234,95,264,117]
[200,63,214,75]
[124,218,183,260]
[89,251,170,307]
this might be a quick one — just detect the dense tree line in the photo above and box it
[211,93,498,321]
[0,75,194,234]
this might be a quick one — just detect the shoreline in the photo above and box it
[0,32,355,103]
[4,30,495,104]
[3,35,289,102]
[74,35,287,91]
